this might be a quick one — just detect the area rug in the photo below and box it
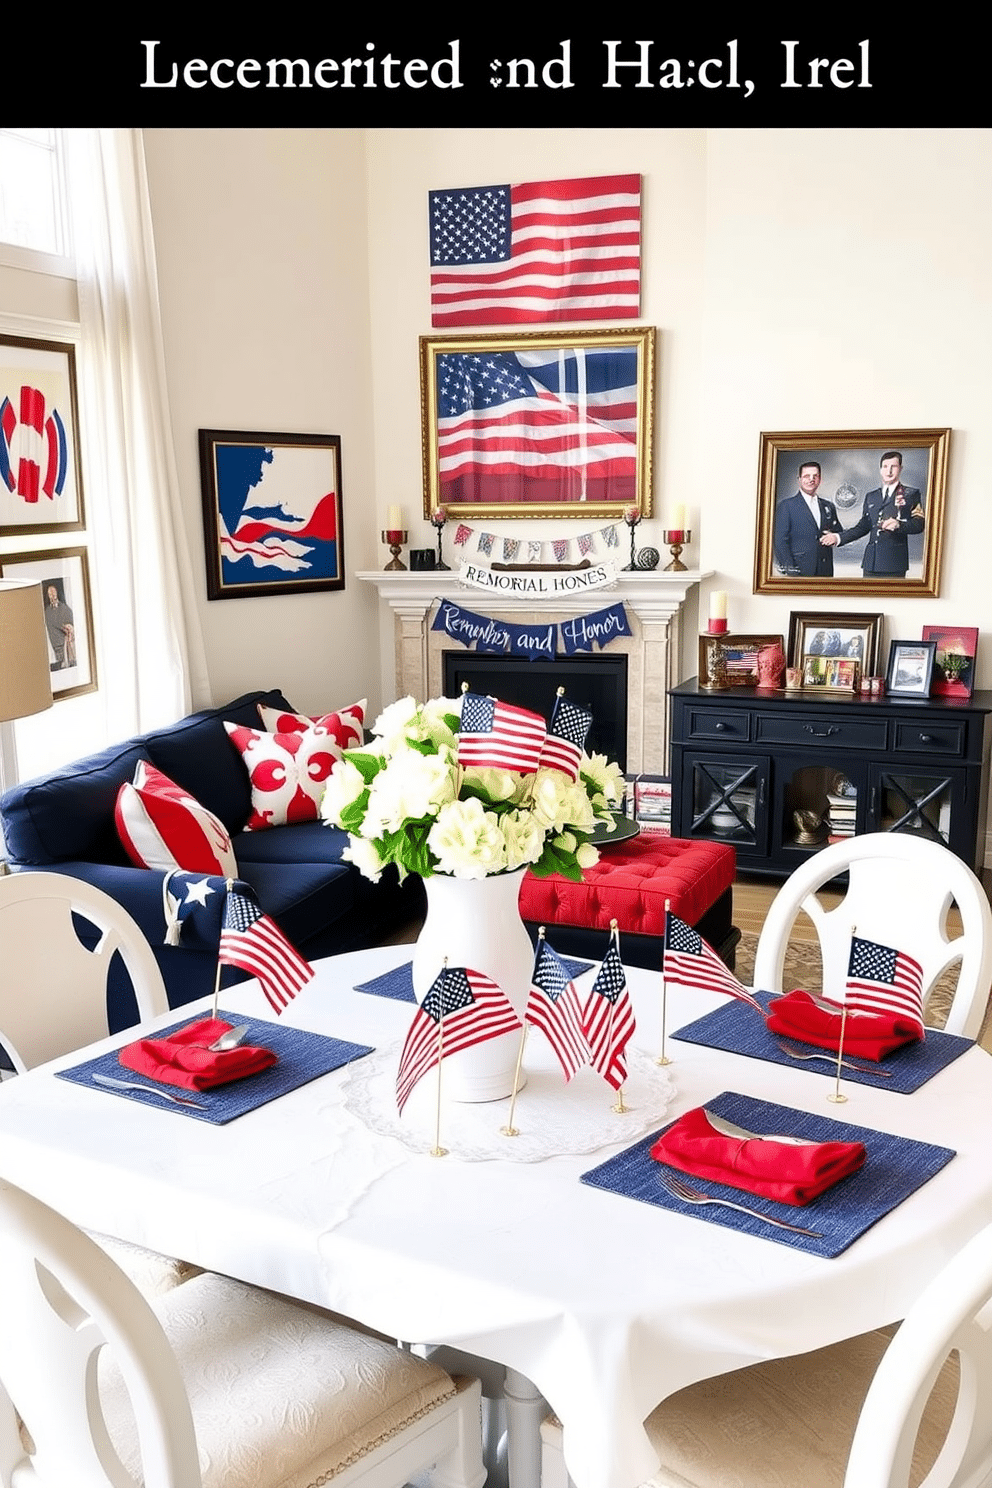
[735,931,992,1052]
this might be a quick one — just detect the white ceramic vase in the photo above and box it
[410,866,533,1103]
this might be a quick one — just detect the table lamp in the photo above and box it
[0,580,54,817]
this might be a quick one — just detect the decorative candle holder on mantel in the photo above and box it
[662,529,692,572]
[381,530,408,571]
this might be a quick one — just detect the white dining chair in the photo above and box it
[541,1218,992,1488]
[0,870,199,1296]
[751,834,992,1039]
[0,1176,485,1488]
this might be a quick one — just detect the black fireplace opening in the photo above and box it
[442,651,628,770]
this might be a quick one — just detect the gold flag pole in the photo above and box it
[502,929,539,1137]
[827,924,855,1105]
[657,897,672,1065]
[609,920,628,1114]
[431,958,449,1156]
[211,876,234,1021]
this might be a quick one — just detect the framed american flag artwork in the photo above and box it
[419,326,655,521]
[0,333,85,537]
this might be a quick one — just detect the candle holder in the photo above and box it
[429,506,450,571]
[381,529,408,571]
[662,529,691,573]
[622,508,641,571]
[707,618,728,635]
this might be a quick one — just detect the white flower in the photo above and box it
[581,752,625,805]
[529,769,576,833]
[371,696,420,751]
[576,842,600,870]
[427,797,508,879]
[500,809,545,869]
[320,759,367,826]
[361,750,456,837]
[461,766,519,803]
[342,836,386,883]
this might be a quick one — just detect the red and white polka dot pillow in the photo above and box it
[225,721,344,831]
[115,761,239,875]
[257,699,365,751]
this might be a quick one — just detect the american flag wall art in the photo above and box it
[428,174,641,327]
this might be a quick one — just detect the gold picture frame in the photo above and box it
[420,326,655,520]
[753,428,950,597]
[698,633,783,689]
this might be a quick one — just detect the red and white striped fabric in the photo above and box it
[115,762,238,876]
[225,722,343,831]
[257,699,365,750]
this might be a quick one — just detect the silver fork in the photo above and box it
[91,1073,207,1109]
[659,1172,822,1238]
[774,1039,891,1077]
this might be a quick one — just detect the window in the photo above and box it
[0,129,71,269]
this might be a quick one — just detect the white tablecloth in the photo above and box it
[0,944,990,1488]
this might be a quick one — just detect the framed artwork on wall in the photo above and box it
[787,611,882,675]
[753,428,950,598]
[698,633,783,689]
[0,333,85,537]
[0,547,96,699]
[198,430,345,600]
[922,625,979,699]
[419,326,655,520]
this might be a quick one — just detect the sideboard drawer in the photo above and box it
[683,707,751,743]
[755,714,889,751]
[893,720,967,757]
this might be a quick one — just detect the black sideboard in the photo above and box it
[669,680,992,878]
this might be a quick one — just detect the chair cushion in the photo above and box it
[520,836,736,939]
[224,721,345,831]
[115,762,239,876]
[98,1272,456,1488]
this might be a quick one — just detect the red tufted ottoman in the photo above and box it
[519,835,739,971]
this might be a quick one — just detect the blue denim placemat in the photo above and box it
[671,989,972,1093]
[355,956,594,1002]
[580,1090,956,1258]
[57,1010,373,1125]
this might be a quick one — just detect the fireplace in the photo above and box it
[443,651,628,769]
[358,569,705,775]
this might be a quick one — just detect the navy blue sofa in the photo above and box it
[0,688,423,1030]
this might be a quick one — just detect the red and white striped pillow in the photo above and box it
[225,722,343,831]
[115,761,239,876]
[257,699,365,751]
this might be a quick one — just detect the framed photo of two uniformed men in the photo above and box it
[753,428,950,597]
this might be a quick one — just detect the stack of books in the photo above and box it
[633,774,672,835]
[825,777,858,844]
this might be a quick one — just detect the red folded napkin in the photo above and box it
[650,1105,866,1206]
[766,989,923,1061]
[119,1018,277,1091]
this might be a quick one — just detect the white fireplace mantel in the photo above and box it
[358,568,711,774]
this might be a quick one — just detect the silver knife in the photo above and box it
[91,1073,207,1110]
[702,1108,817,1147]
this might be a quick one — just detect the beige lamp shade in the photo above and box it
[0,581,54,723]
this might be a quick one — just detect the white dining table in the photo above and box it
[0,943,990,1488]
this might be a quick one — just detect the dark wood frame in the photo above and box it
[0,333,85,537]
[787,610,882,677]
[753,428,950,597]
[0,545,97,699]
[198,429,345,601]
[698,633,783,689]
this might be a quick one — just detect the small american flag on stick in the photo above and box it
[828,933,925,1036]
[537,692,592,782]
[457,692,547,775]
[582,940,635,1091]
[219,882,314,1014]
[526,937,590,1081]
[663,911,765,1015]
[396,966,522,1113]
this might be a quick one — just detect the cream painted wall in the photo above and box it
[142,128,383,718]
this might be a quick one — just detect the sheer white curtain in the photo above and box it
[63,128,208,740]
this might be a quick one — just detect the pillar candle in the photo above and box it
[709,591,728,621]
[671,504,687,531]
[386,504,403,531]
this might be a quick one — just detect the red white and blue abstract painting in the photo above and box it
[0,334,84,536]
[198,429,345,600]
